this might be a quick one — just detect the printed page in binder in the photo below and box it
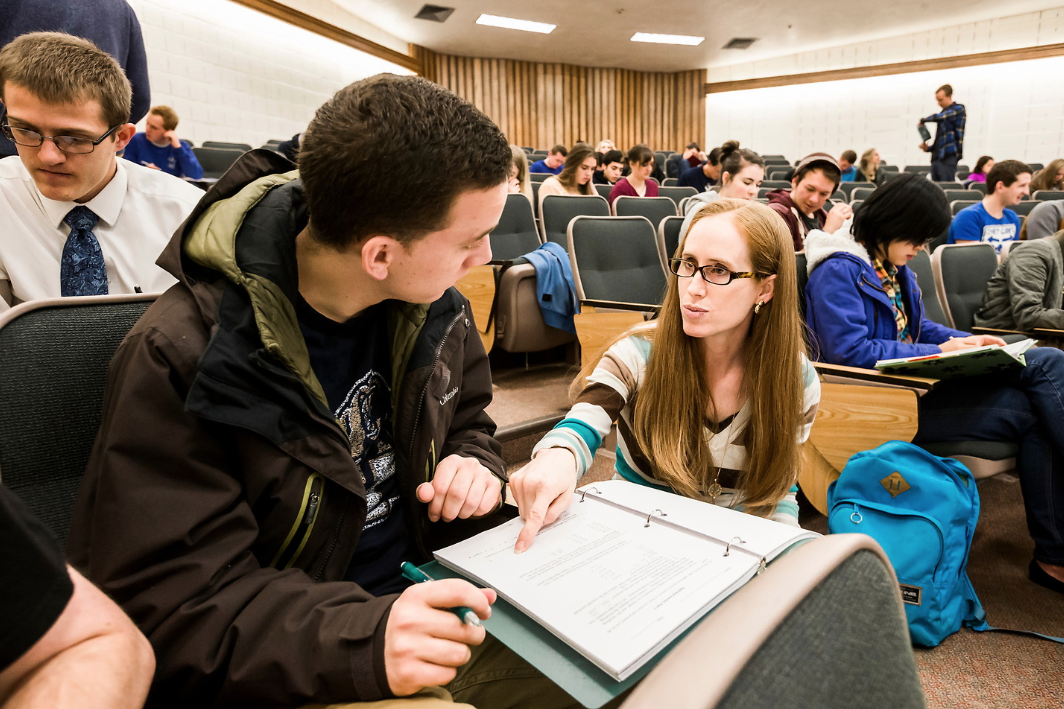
[433,479,818,681]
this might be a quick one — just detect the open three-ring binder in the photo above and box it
[431,480,819,705]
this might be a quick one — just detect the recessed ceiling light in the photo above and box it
[630,32,704,46]
[476,14,555,34]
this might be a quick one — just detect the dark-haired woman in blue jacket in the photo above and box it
[805,173,1064,595]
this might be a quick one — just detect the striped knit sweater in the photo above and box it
[533,335,821,526]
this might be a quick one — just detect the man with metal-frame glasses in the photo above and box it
[0,32,201,309]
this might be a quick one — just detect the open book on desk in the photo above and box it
[432,480,818,691]
[875,338,1035,379]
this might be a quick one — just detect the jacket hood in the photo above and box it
[804,227,872,276]
[766,188,793,207]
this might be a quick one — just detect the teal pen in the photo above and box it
[399,562,482,627]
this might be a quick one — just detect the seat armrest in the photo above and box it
[1033,328,1064,338]
[971,326,1029,337]
[812,362,939,392]
[580,299,661,313]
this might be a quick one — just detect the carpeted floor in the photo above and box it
[492,362,1064,707]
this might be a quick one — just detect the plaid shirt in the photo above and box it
[923,102,966,160]
[874,259,913,344]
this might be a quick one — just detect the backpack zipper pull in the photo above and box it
[850,503,863,524]
[304,491,320,525]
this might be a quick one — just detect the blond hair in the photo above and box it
[150,105,180,131]
[859,148,878,182]
[574,199,806,516]
[0,32,131,128]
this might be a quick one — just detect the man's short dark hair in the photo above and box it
[936,84,953,97]
[549,144,568,156]
[986,160,1031,195]
[706,147,722,166]
[853,173,950,252]
[600,149,623,166]
[840,150,857,164]
[299,74,511,249]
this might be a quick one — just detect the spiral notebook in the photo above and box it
[433,480,818,685]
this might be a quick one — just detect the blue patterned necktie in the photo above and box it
[61,206,108,297]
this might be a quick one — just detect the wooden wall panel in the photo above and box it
[418,48,706,152]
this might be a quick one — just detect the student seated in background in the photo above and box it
[1023,200,1064,240]
[682,141,706,168]
[122,105,202,179]
[508,144,533,203]
[948,159,1030,253]
[0,484,154,709]
[855,148,885,184]
[595,138,615,154]
[509,198,820,550]
[608,144,658,205]
[677,145,722,192]
[0,33,201,309]
[975,229,1064,333]
[538,146,596,213]
[766,152,852,251]
[838,150,857,181]
[67,73,594,708]
[529,143,566,174]
[965,155,993,185]
[805,173,1064,596]
[593,148,624,186]
[679,141,765,237]
[1030,158,1064,193]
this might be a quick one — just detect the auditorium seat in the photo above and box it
[541,194,610,248]
[839,181,874,199]
[968,182,987,195]
[943,189,973,204]
[759,180,791,190]
[950,199,979,215]
[662,178,680,187]
[1033,190,1064,201]
[567,215,665,368]
[192,146,245,179]
[932,181,963,190]
[594,183,612,200]
[613,196,678,227]
[1011,200,1042,217]
[850,188,875,203]
[529,173,552,183]
[658,186,698,208]
[202,140,252,151]
[658,216,685,265]
[490,194,541,260]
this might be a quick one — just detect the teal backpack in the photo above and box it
[827,441,983,647]
[828,441,1064,647]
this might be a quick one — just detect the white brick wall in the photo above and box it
[126,0,412,148]
[705,7,1064,168]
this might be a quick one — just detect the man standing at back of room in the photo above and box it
[0,0,150,157]
[919,84,966,182]
[0,33,201,309]
[948,159,1030,253]
[123,105,203,179]
[67,74,596,709]
[529,144,566,174]
[766,152,852,251]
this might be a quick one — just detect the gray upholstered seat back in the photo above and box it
[490,194,541,260]
[568,216,666,306]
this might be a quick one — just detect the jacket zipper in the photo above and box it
[270,472,324,569]
[406,308,466,477]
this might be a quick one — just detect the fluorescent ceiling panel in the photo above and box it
[476,14,555,34]
[630,32,704,46]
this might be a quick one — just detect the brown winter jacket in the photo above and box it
[66,151,507,707]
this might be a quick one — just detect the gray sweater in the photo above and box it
[974,233,1064,331]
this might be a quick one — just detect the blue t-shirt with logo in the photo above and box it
[947,202,1020,253]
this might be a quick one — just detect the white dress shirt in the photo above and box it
[0,156,203,310]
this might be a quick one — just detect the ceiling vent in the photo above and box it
[723,37,757,50]
[415,4,455,22]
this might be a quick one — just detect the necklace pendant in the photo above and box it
[707,482,723,501]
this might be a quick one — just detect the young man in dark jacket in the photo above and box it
[67,75,584,708]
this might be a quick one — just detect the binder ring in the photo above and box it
[850,510,863,524]
[723,536,746,557]
[644,509,667,527]
[580,487,601,503]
